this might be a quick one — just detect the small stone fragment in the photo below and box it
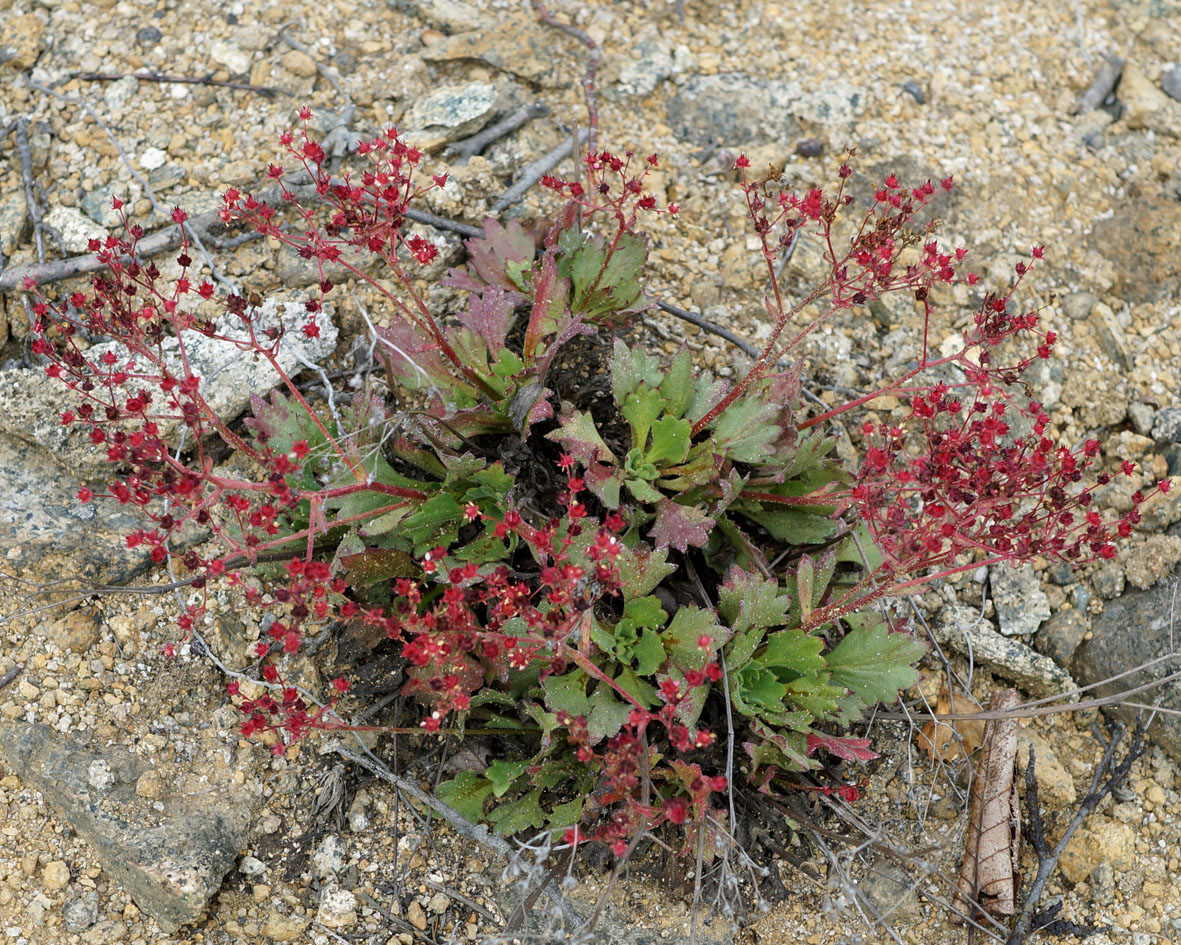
[263,911,311,942]
[407,899,428,931]
[281,49,317,77]
[428,890,450,913]
[795,137,823,157]
[1016,730,1076,808]
[62,891,99,932]
[49,607,102,654]
[1153,406,1181,445]
[1036,609,1087,670]
[1165,65,1181,102]
[312,834,347,880]
[316,883,358,930]
[43,860,71,892]
[403,83,498,151]
[991,562,1050,636]
[901,79,925,104]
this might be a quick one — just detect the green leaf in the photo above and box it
[491,347,526,377]
[834,522,884,571]
[622,386,664,449]
[647,416,691,466]
[610,339,663,405]
[710,398,782,464]
[761,629,825,675]
[753,508,840,544]
[826,611,926,707]
[547,410,616,466]
[587,684,632,742]
[718,568,792,636]
[543,670,590,717]
[436,772,492,823]
[489,790,546,836]
[401,493,464,550]
[547,797,585,831]
[618,545,676,599]
[633,628,666,676]
[659,349,694,420]
[485,760,529,797]
[663,606,725,672]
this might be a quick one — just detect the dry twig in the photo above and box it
[72,71,287,96]
[446,102,550,163]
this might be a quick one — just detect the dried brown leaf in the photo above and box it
[917,683,985,761]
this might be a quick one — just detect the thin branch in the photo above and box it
[445,102,550,163]
[15,118,48,265]
[72,71,288,96]
[491,127,589,214]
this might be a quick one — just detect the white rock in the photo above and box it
[209,40,252,75]
[312,834,347,880]
[140,147,168,171]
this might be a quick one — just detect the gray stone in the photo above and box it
[666,73,801,147]
[1153,406,1181,445]
[0,434,156,590]
[312,833,347,880]
[611,35,690,99]
[935,605,1077,698]
[102,76,139,112]
[82,185,138,229]
[991,562,1051,636]
[0,723,250,932]
[43,205,106,253]
[857,855,921,921]
[1165,65,1181,103]
[1088,862,1116,906]
[403,82,498,151]
[1093,563,1126,599]
[63,891,100,932]
[135,27,162,49]
[1037,608,1088,671]
[1089,302,1134,372]
[0,297,337,478]
[1128,402,1156,437]
[1073,567,1181,763]
[1060,291,1098,321]
[0,191,30,257]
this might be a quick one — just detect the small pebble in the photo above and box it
[901,79,925,104]
[42,861,70,892]
[408,900,428,931]
[795,137,823,157]
[135,26,162,48]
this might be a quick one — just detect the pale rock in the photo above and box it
[209,40,252,75]
[43,206,107,253]
[316,883,357,929]
[139,147,168,171]
[403,82,498,152]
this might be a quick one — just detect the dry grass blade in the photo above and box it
[953,688,1020,925]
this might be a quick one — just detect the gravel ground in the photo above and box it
[2,0,1181,943]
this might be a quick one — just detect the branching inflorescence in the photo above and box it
[27,114,1168,865]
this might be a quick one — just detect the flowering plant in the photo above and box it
[26,113,1166,861]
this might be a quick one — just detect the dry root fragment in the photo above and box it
[952,688,1020,924]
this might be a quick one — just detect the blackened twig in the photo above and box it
[530,1,600,154]
[655,299,761,360]
[445,102,550,162]
[0,665,22,691]
[1007,718,1146,945]
[491,127,590,213]
[72,71,287,97]
[404,207,482,240]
